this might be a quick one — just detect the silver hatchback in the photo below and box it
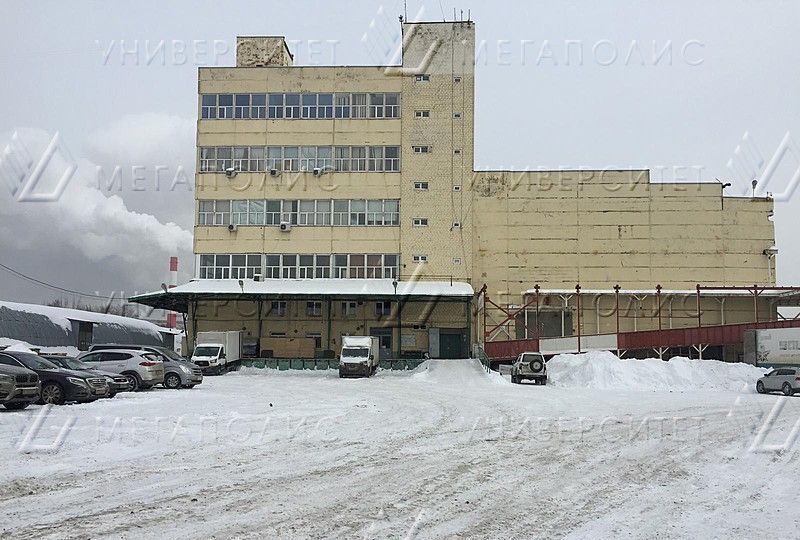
[756,367,799,396]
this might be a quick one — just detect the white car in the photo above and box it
[511,352,547,385]
[756,367,799,396]
[76,349,165,391]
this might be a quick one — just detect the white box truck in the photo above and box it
[339,336,380,378]
[743,327,800,366]
[192,331,242,374]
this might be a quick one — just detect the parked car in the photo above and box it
[42,356,133,397]
[0,350,109,405]
[88,344,203,389]
[756,367,800,396]
[0,362,40,410]
[76,349,165,392]
[511,352,548,385]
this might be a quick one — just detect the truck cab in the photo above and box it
[191,344,226,374]
[339,336,380,378]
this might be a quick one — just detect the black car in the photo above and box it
[42,356,133,397]
[0,351,109,405]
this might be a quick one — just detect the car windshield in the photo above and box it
[15,353,60,370]
[156,348,185,362]
[63,358,91,370]
[194,346,220,357]
[342,347,369,357]
[522,354,543,362]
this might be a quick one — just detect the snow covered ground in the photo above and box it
[1,357,798,539]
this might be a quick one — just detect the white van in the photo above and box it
[339,336,380,378]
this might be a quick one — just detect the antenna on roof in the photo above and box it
[404,0,407,21]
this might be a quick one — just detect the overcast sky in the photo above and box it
[1,0,799,307]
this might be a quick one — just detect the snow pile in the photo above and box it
[0,337,80,357]
[547,351,767,392]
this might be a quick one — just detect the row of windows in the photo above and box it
[200,92,400,120]
[199,146,401,173]
[266,300,393,319]
[198,199,400,226]
[198,253,399,280]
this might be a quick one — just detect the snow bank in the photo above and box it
[0,337,80,357]
[547,351,767,392]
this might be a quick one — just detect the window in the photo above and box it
[415,74,430,81]
[368,146,384,172]
[234,94,251,119]
[315,254,331,278]
[349,200,366,225]
[201,95,217,119]
[270,332,286,337]
[384,146,400,171]
[301,94,318,119]
[198,200,215,225]
[413,217,429,227]
[281,254,298,278]
[268,94,284,118]
[415,110,430,118]
[341,301,357,317]
[453,149,462,155]
[452,257,462,265]
[385,93,400,117]
[251,94,266,118]
[351,93,367,118]
[413,324,428,330]
[454,76,462,83]
[217,94,233,118]
[413,255,428,264]
[270,301,287,317]
[334,93,351,118]
[231,200,249,225]
[453,112,462,119]
[248,199,265,225]
[231,254,261,279]
[414,181,429,191]
[284,93,301,118]
[299,254,315,278]
[412,145,430,153]
[453,185,462,192]
[333,200,349,226]
[306,301,322,317]
[265,255,280,279]
[452,221,461,229]
[300,146,317,171]
[368,93,384,118]
[375,301,392,317]
[199,147,216,172]
[266,146,282,171]
[265,200,282,225]
[334,146,350,171]
[351,146,367,171]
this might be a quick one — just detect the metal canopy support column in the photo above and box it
[326,299,332,351]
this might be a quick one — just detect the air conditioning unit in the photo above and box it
[228,223,238,232]
[253,273,262,282]
[224,167,238,178]
[269,168,279,177]
[279,221,291,232]
[312,167,322,176]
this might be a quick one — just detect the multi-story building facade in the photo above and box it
[135,20,781,360]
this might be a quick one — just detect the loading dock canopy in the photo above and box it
[129,279,475,312]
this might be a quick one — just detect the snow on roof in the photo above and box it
[0,301,163,337]
[522,288,795,297]
[134,279,475,299]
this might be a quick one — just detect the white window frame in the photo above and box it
[413,217,429,227]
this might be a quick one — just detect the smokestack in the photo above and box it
[166,256,178,328]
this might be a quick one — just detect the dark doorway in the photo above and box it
[439,329,466,359]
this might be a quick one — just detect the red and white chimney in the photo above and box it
[166,256,178,328]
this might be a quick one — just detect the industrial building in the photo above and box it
[131,19,795,362]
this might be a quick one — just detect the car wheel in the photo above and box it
[3,402,30,410]
[164,373,182,389]
[531,360,544,372]
[122,372,141,392]
[782,383,794,396]
[41,383,65,405]
[756,381,766,394]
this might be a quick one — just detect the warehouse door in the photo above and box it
[439,329,466,359]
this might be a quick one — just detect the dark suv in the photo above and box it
[0,351,109,405]
[0,363,40,410]
[43,356,133,397]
